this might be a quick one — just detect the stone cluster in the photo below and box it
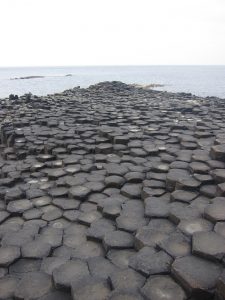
[0,81,225,299]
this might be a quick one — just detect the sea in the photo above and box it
[0,65,225,99]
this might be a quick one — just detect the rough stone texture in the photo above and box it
[172,255,223,298]
[71,275,110,300]
[15,271,53,299]
[53,259,89,289]
[141,275,187,300]
[0,81,225,299]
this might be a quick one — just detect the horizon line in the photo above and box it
[1,64,225,68]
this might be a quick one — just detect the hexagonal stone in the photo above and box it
[141,187,165,199]
[158,231,191,258]
[103,230,134,250]
[65,175,87,187]
[169,202,201,225]
[21,240,51,258]
[96,143,113,154]
[205,199,225,222]
[15,271,53,299]
[166,169,189,191]
[189,162,210,174]
[0,246,20,267]
[129,247,172,276]
[116,215,147,233]
[85,181,105,193]
[121,183,142,199]
[78,211,102,226]
[88,256,117,280]
[189,196,211,214]
[32,196,52,207]
[71,275,111,300]
[105,163,128,176]
[87,218,115,242]
[53,198,80,210]
[215,222,225,238]
[147,218,175,233]
[109,290,144,300]
[7,199,33,213]
[53,259,89,289]
[178,218,213,236]
[102,202,121,219]
[105,176,125,188]
[5,187,24,202]
[71,241,105,260]
[107,249,136,269]
[109,268,145,290]
[40,257,68,275]
[46,168,66,179]
[48,187,68,197]
[135,227,168,249]
[171,190,198,203]
[200,184,217,198]
[216,270,225,300]
[125,172,145,183]
[211,169,225,183]
[210,145,225,161]
[8,258,41,275]
[0,210,10,224]
[141,275,187,300]
[145,197,170,218]
[0,276,19,299]
[69,186,91,200]
[1,230,33,247]
[23,208,43,220]
[172,255,223,298]
[192,231,225,261]
[42,207,63,221]
[38,291,72,300]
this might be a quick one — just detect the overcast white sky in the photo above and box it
[0,0,225,66]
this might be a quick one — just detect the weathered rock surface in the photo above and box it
[0,81,225,299]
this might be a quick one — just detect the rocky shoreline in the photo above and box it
[0,81,225,299]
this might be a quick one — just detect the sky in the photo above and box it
[0,0,225,66]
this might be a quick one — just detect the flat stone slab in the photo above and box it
[53,259,89,289]
[71,275,111,300]
[141,275,187,300]
[129,247,172,276]
[192,231,225,261]
[15,271,53,299]
[0,246,20,267]
[172,255,223,298]
[103,230,134,250]
[109,268,146,290]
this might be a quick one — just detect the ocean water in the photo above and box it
[0,66,225,99]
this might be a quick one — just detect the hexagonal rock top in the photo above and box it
[172,255,223,298]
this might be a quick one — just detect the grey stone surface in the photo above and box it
[1,81,225,300]
[141,275,187,300]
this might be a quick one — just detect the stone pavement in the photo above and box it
[0,81,225,299]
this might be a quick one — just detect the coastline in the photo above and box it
[0,81,225,299]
